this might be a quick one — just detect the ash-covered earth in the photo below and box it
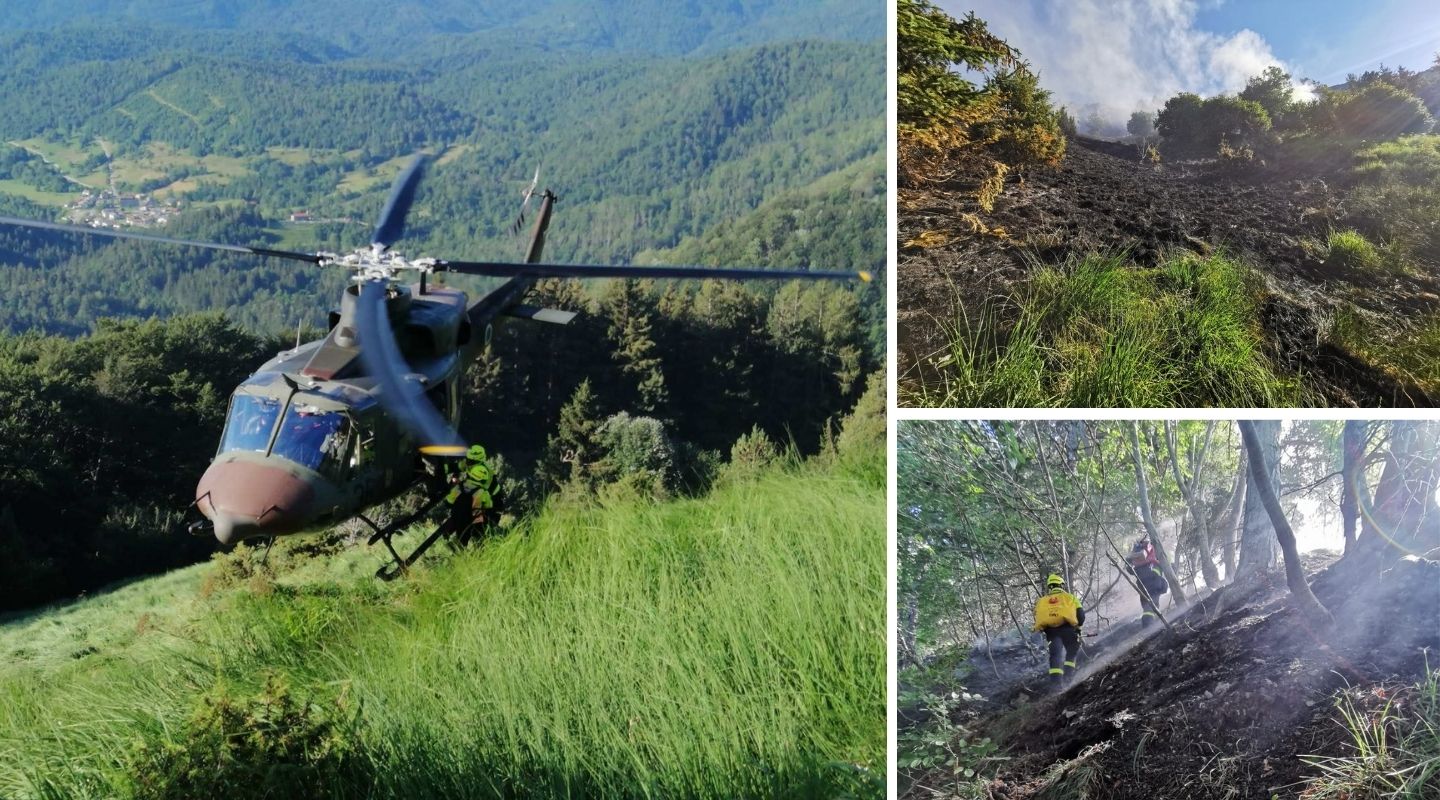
[901,553,1440,800]
[898,137,1440,406]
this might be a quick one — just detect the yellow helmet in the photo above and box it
[1046,573,1065,588]
[466,444,487,462]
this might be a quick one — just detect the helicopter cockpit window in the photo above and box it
[219,395,281,454]
[272,405,350,475]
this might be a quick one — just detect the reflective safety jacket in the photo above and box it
[1129,542,1168,594]
[446,460,494,510]
[1133,561,1168,595]
[1033,588,1083,630]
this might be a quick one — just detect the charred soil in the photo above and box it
[901,553,1440,800]
[899,137,1440,406]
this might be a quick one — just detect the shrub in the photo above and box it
[729,425,780,472]
[898,682,999,798]
[833,371,885,487]
[592,412,678,498]
[1239,66,1296,124]
[1217,136,1255,166]
[1206,96,1272,144]
[1158,93,1271,158]
[985,66,1067,166]
[1056,106,1078,137]
[898,3,1065,204]
[1127,110,1156,139]
[1334,83,1434,139]
[128,677,353,800]
[1156,92,1207,154]
[897,0,1017,129]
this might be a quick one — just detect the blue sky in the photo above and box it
[948,0,1440,125]
[1198,0,1440,84]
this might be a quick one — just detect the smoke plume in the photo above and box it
[956,0,1301,134]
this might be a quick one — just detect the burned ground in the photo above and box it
[901,554,1440,800]
[898,137,1440,406]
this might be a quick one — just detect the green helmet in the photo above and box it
[466,444,487,462]
[1046,573,1065,588]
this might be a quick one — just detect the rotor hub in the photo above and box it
[318,247,439,284]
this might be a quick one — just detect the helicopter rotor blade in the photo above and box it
[0,215,322,263]
[509,166,540,235]
[371,154,427,251]
[354,280,466,457]
[436,260,872,283]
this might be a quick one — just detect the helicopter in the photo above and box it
[0,155,869,579]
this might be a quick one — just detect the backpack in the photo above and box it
[1033,590,1080,630]
[1129,541,1157,568]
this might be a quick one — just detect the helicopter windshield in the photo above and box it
[271,405,350,474]
[219,395,281,454]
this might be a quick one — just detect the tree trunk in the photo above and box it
[1214,447,1246,580]
[1167,421,1221,589]
[1129,422,1188,603]
[1365,421,1440,559]
[899,589,920,667]
[1235,420,1279,582]
[1238,421,1333,625]
[1340,421,1367,556]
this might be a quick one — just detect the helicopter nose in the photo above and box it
[195,459,314,545]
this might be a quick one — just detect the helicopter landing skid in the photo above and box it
[373,522,453,581]
[358,490,451,581]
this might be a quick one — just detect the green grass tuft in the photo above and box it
[1298,665,1440,799]
[1324,229,1383,272]
[906,250,1300,407]
[0,457,884,799]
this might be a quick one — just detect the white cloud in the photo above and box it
[950,0,1296,129]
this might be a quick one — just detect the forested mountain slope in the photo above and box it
[1,0,880,53]
[0,24,883,340]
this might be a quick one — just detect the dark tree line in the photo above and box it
[0,273,878,610]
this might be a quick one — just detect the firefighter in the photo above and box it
[1032,573,1086,690]
[1129,537,1169,628]
[444,444,495,544]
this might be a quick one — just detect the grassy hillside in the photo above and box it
[0,452,884,799]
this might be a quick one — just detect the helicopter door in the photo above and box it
[425,381,456,424]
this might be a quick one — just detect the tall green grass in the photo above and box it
[0,455,884,799]
[1349,134,1440,264]
[1331,309,1440,398]
[906,251,1300,407]
[1299,665,1440,799]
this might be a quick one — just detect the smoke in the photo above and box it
[958,0,1302,133]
